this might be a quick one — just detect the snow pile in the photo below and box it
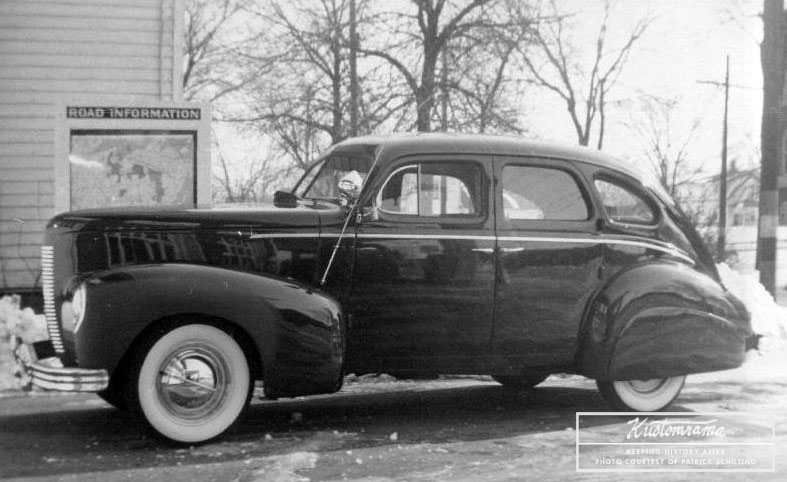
[717,263,787,351]
[0,295,47,391]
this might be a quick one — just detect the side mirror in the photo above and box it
[273,190,298,208]
[338,170,363,202]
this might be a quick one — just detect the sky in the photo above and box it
[522,0,762,174]
[214,0,764,191]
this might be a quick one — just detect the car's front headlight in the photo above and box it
[70,283,87,333]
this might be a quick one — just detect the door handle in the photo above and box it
[499,247,525,253]
[471,248,494,254]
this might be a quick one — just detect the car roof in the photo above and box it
[333,132,639,178]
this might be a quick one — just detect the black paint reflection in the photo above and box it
[347,234,495,371]
[493,240,604,369]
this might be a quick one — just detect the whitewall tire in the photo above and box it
[130,324,251,443]
[597,376,686,412]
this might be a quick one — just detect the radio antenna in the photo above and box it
[320,148,382,286]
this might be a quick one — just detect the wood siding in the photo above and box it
[0,0,182,290]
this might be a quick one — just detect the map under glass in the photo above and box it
[69,131,196,210]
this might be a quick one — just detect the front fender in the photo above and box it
[74,263,343,398]
[577,261,752,381]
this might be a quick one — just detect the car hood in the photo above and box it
[47,203,346,234]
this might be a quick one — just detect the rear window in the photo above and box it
[501,165,589,221]
[594,178,656,225]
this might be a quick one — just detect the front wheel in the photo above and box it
[127,324,251,443]
[597,376,686,411]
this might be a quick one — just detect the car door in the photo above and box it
[491,157,604,370]
[346,156,496,372]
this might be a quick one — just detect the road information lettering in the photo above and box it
[67,106,201,120]
[576,412,775,472]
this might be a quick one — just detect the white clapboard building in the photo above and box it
[0,0,210,292]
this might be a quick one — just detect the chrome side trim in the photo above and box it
[250,233,328,239]
[248,232,694,264]
[40,246,64,354]
[497,236,694,265]
[359,233,493,241]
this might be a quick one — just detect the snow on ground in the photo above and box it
[689,264,787,384]
[0,295,47,391]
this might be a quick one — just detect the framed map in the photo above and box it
[69,130,197,210]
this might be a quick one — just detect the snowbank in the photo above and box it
[0,295,47,391]
[717,263,787,351]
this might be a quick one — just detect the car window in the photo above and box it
[594,178,656,224]
[501,166,588,221]
[297,153,373,199]
[378,162,482,217]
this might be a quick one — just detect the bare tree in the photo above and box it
[519,0,651,148]
[183,0,278,104]
[227,0,414,169]
[233,0,357,147]
[212,137,283,203]
[440,3,532,133]
[363,0,498,132]
[626,96,703,197]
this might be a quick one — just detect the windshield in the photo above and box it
[295,151,374,199]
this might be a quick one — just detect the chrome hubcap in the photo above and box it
[157,345,227,419]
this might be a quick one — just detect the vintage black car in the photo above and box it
[18,133,753,443]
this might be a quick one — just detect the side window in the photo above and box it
[501,166,589,221]
[594,178,656,225]
[378,162,483,218]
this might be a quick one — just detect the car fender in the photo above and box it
[74,263,344,398]
[576,261,751,381]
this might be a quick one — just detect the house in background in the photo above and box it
[0,0,211,293]
[676,165,787,288]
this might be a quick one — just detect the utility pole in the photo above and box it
[440,43,449,132]
[758,0,784,296]
[697,57,753,261]
[719,56,730,261]
[349,0,359,137]
[697,57,731,260]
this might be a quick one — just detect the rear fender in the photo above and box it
[577,261,751,381]
[74,263,344,398]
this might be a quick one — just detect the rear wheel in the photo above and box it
[126,324,251,443]
[597,376,686,411]
[493,373,549,390]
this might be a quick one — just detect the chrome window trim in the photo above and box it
[375,164,420,216]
